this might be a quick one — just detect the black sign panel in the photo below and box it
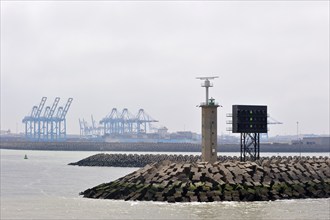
[232,105,268,133]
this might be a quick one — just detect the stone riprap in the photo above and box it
[81,156,330,202]
[69,153,243,167]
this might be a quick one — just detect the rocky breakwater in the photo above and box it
[69,153,243,167]
[81,156,330,202]
[69,153,200,167]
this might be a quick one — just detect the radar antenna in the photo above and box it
[196,76,219,105]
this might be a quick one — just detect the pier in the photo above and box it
[80,156,330,202]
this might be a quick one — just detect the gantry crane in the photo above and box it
[99,108,158,136]
[22,97,73,141]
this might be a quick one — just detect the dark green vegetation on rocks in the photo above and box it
[81,156,330,202]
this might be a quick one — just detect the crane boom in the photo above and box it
[43,106,50,117]
[268,116,283,125]
[31,106,38,117]
[48,97,60,118]
[91,115,96,129]
[60,98,73,119]
[55,107,63,118]
[35,97,47,118]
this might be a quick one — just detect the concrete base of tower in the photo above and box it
[201,104,219,163]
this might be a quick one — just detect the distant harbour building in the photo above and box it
[301,136,330,146]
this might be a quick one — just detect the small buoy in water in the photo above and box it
[24,154,28,159]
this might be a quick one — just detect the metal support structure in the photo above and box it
[79,119,84,137]
[91,115,96,134]
[41,106,50,138]
[35,97,47,140]
[22,97,47,140]
[79,116,104,138]
[136,109,157,134]
[47,97,60,141]
[22,97,73,142]
[240,133,260,161]
[99,108,158,136]
[22,106,38,139]
[58,98,73,140]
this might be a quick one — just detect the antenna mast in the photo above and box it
[196,76,219,105]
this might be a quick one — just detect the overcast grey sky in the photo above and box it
[1,1,329,136]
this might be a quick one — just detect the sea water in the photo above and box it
[1,149,329,219]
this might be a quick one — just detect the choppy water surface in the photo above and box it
[1,149,329,219]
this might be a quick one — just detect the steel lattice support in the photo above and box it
[100,108,158,136]
[240,133,260,161]
[22,97,72,142]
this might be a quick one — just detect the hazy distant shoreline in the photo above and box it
[0,140,329,152]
